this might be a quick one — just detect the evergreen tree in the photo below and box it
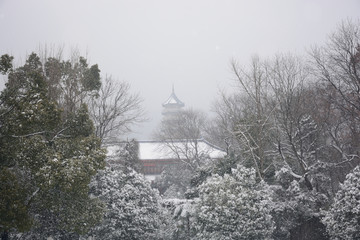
[43,54,101,117]
[88,166,162,240]
[0,54,13,74]
[118,139,142,172]
[0,53,106,238]
[194,165,274,239]
[270,168,329,239]
[322,166,360,240]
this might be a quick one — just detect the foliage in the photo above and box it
[0,54,13,74]
[0,169,32,232]
[117,139,142,172]
[194,165,274,239]
[151,164,193,199]
[43,53,101,117]
[270,167,329,239]
[185,155,237,199]
[322,166,360,240]
[87,166,163,240]
[0,53,106,237]
[161,199,198,240]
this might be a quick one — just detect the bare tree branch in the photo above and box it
[87,76,146,144]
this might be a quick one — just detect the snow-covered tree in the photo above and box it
[118,139,142,173]
[309,19,360,178]
[270,167,329,239]
[194,165,274,239]
[213,52,340,239]
[151,164,193,199]
[322,165,360,240]
[229,56,274,180]
[88,166,163,240]
[160,199,198,240]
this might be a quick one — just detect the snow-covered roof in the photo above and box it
[105,139,226,160]
[162,88,185,107]
[138,140,226,160]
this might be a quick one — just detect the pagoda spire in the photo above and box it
[162,86,184,107]
[162,86,185,120]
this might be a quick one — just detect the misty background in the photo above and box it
[1,0,359,139]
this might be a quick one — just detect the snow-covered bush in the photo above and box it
[194,164,274,239]
[322,166,360,240]
[160,198,198,239]
[152,164,193,199]
[269,167,330,239]
[88,167,163,240]
[270,179,329,239]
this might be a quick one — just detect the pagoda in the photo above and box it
[162,86,185,120]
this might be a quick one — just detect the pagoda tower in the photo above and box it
[162,86,185,120]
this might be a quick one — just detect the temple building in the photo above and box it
[161,86,185,120]
[139,139,226,180]
[140,87,226,179]
[106,87,226,180]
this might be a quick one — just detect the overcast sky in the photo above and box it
[1,0,359,139]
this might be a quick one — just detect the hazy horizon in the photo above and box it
[1,0,359,139]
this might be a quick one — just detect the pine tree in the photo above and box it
[322,166,360,240]
[0,53,106,238]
